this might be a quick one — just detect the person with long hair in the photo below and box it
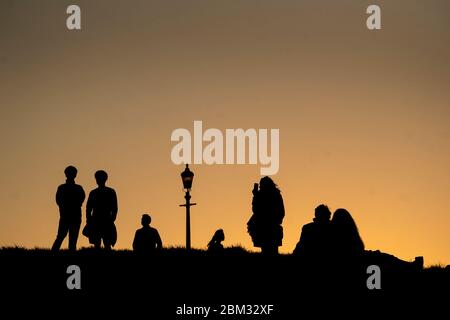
[207,229,225,252]
[331,208,365,257]
[247,176,285,255]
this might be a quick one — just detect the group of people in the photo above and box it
[52,166,119,251]
[52,166,364,257]
[51,166,161,253]
[293,204,365,257]
[247,177,365,257]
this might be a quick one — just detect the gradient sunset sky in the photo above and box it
[1,0,449,266]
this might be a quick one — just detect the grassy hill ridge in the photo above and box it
[1,247,449,317]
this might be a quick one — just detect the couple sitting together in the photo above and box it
[293,204,365,258]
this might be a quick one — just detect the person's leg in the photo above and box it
[101,222,112,250]
[261,245,278,255]
[93,239,101,249]
[92,234,101,249]
[90,219,101,249]
[52,217,69,251]
[103,240,112,251]
[272,246,279,255]
[68,218,81,252]
[102,229,112,250]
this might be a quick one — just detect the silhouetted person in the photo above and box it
[331,208,364,257]
[86,170,118,250]
[293,204,333,258]
[133,214,162,253]
[207,229,225,252]
[52,166,86,252]
[247,177,285,255]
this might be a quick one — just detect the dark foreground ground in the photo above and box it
[1,247,449,318]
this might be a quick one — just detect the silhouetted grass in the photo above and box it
[0,245,255,257]
[1,245,448,317]
[0,246,446,269]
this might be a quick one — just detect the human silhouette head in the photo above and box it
[212,229,225,242]
[331,208,365,252]
[64,166,78,181]
[95,170,108,187]
[331,208,357,229]
[208,229,225,249]
[259,176,277,191]
[141,214,151,227]
[314,204,331,223]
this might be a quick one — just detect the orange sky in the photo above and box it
[1,0,449,266]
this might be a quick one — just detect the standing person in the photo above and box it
[247,176,285,255]
[52,166,86,252]
[86,170,118,250]
[133,214,163,253]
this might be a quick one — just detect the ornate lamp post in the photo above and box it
[180,164,196,250]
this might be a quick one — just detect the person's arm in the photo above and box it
[111,189,118,222]
[79,186,86,206]
[251,192,260,215]
[55,186,62,208]
[132,231,138,251]
[278,194,285,222]
[86,192,92,223]
[156,230,162,250]
[295,225,309,254]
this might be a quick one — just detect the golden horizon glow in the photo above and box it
[1,1,449,266]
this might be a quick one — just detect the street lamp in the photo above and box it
[180,164,196,250]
